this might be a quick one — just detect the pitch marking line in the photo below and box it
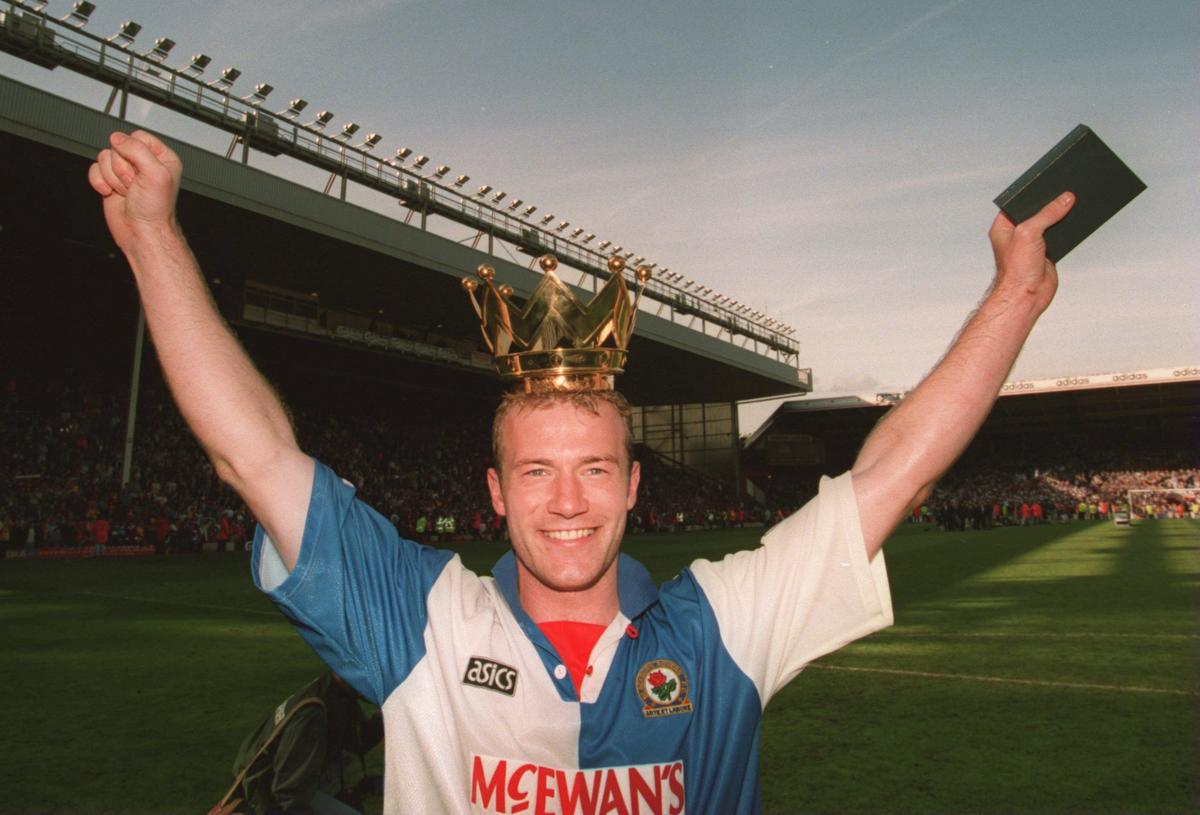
[810,663,1196,696]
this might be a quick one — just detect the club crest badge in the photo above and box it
[635,659,694,718]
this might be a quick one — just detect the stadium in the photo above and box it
[1,4,1197,814]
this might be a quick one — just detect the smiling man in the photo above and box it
[90,128,1072,814]
[487,391,639,622]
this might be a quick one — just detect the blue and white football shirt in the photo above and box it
[254,460,892,814]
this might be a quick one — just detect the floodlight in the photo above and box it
[395,147,413,160]
[622,251,635,260]
[338,122,360,140]
[644,263,657,271]
[434,165,451,178]
[555,221,569,232]
[241,83,273,106]
[633,256,645,265]
[183,53,212,77]
[108,21,141,48]
[208,67,241,91]
[278,98,307,119]
[411,155,429,169]
[144,37,176,64]
[522,205,537,217]
[358,133,382,150]
[582,233,595,243]
[454,174,470,187]
[570,228,583,238]
[507,198,523,210]
[306,110,334,130]
[492,191,506,203]
[20,1,49,12]
[611,245,622,254]
[61,2,96,29]
[597,240,611,250]
[476,185,493,197]
[540,214,554,225]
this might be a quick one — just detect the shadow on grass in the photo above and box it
[880,522,1073,609]
[889,519,1200,632]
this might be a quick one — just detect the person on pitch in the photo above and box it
[90,129,1074,814]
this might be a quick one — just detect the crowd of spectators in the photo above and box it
[1,374,752,556]
[3,376,245,554]
[3,372,1196,556]
[922,448,1199,529]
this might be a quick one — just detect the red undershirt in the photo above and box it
[537,620,607,695]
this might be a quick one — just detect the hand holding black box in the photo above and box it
[994,125,1146,262]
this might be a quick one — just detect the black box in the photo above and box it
[994,124,1146,262]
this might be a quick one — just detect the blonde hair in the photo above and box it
[492,389,634,472]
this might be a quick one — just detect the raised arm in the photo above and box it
[850,192,1075,558]
[89,130,313,568]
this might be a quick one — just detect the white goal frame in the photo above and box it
[1126,488,1200,522]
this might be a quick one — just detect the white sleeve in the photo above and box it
[688,471,893,704]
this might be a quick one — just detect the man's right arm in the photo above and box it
[89,130,312,569]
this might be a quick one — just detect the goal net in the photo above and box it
[1126,488,1200,522]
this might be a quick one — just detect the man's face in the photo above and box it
[487,400,640,612]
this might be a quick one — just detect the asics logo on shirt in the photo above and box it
[463,656,519,696]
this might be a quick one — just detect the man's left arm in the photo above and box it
[851,192,1075,558]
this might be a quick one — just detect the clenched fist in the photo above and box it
[88,130,183,254]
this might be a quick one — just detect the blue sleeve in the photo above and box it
[251,458,455,705]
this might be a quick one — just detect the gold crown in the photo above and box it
[462,254,651,392]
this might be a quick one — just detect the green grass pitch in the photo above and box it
[1,520,1196,814]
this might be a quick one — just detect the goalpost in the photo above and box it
[1125,488,1200,523]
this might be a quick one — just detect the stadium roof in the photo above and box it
[744,368,1200,473]
[1,72,812,406]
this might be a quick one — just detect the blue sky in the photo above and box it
[3,1,1196,428]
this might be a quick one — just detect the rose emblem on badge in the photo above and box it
[636,659,693,718]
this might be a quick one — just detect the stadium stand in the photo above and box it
[745,374,1200,529]
[1,369,751,557]
[6,358,1197,560]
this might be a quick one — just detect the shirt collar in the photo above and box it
[491,549,660,624]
